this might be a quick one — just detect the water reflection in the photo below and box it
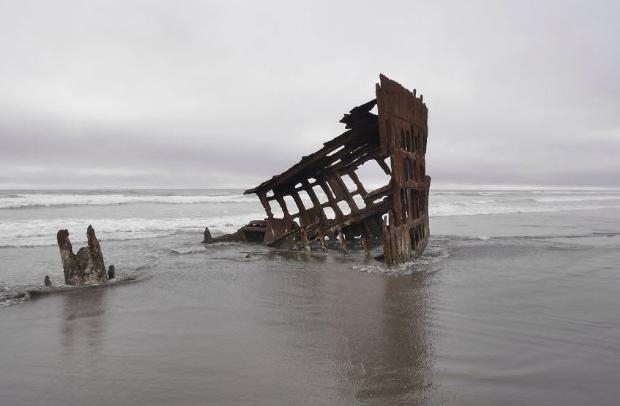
[261,254,436,404]
[335,272,434,404]
[61,287,108,352]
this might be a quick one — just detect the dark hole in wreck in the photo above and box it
[204,75,430,267]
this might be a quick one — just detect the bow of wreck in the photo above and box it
[206,75,430,267]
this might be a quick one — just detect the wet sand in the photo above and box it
[1,204,620,404]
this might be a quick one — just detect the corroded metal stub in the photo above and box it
[57,225,108,285]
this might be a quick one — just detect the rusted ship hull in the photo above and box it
[209,75,430,267]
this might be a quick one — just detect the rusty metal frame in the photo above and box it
[240,75,430,266]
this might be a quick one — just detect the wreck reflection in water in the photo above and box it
[61,287,108,355]
[254,250,435,403]
[336,273,434,402]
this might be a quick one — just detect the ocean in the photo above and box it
[1,188,619,405]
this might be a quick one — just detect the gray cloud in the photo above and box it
[1,0,618,188]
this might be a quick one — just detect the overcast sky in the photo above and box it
[0,0,618,189]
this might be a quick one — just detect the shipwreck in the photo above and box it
[206,75,430,267]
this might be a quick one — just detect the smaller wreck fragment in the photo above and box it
[206,75,430,267]
[57,225,108,285]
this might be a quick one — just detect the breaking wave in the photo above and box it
[0,259,157,310]
[429,202,620,217]
[0,192,258,209]
[0,213,265,248]
[0,275,144,310]
[429,190,620,217]
[532,195,620,203]
[353,238,451,276]
[1,189,619,248]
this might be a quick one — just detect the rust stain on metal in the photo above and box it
[208,75,430,267]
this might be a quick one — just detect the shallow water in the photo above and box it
[1,189,620,405]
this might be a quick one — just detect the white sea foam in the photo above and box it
[2,189,620,247]
[532,195,620,203]
[0,213,265,248]
[0,193,258,209]
[426,189,620,217]
[429,200,620,217]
